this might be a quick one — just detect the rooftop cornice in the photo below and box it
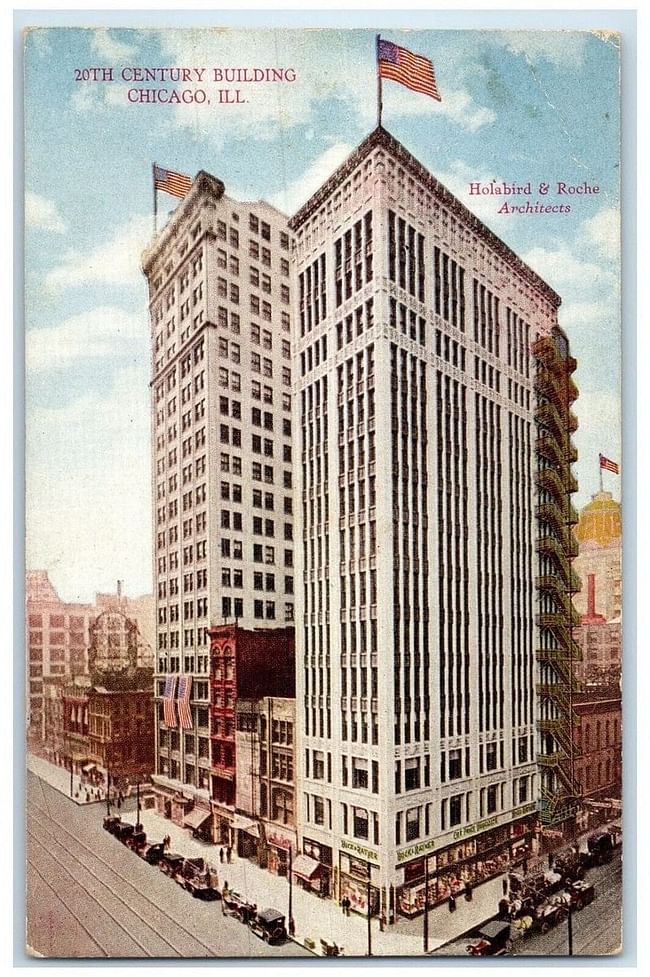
[289,125,561,309]
[141,170,225,276]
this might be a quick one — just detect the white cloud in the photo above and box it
[25,191,67,233]
[269,142,354,215]
[498,30,590,69]
[26,363,152,602]
[582,206,619,257]
[90,28,137,62]
[45,215,152,292]
[26,306,144,374]
[522,244,614,293]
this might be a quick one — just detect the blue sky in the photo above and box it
[24,27,621,602]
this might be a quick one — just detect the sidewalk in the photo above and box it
[122,806,505,957]
[27,753,108,806]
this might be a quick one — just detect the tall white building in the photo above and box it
[290,128,575,921]
[141,173,295,830]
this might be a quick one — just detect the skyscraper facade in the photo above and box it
[142,173,295,830]
[289,127,576,920]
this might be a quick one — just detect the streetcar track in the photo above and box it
[27,857,110,958]
[28,829,158,957]
[27,781,257,957]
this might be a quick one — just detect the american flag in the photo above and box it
[153,164,193,199]
[162,674,178,728]
[378,39,441,102]
[176,674,193,730]
[599,453,619,474]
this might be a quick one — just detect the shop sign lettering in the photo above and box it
[396,837,437,863]
[340,839,379,862]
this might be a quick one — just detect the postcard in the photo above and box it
[24,22,623,959]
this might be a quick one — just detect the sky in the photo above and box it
[23,25,622,604]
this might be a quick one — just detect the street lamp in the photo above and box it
[366,876,372,957]
[288,845,295,935]
[423,856,430,953]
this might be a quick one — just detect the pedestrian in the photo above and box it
[502,877,508,896]
[341,896,346,915]
[117,796,122,810]
[227,845,232,864]
[219,847,224,863]
[448,894,456,913]
[343,896,351,917]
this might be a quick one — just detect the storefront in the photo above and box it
[210,802,233,847]
[292,852,322,894]
[396,810,537,918]
[234,815,261,861]
[263,825,296,878]
[183,805,213,842]
[338,852,380,916]
[302,837,333,897]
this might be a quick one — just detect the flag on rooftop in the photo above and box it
[153,164,193,199]
[378,39,441,102]
[599,453,619,474]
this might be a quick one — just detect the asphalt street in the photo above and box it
[25,770,311,959]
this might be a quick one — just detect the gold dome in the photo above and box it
[574,491,622,546]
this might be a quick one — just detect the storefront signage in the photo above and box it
[266,830,294,850]
[511,802,536,819]
[396,837,437,863]
[452,815,498,841]
[340,839,379,862]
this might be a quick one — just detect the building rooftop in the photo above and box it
[288,125,561,308]
[574,491,622,547]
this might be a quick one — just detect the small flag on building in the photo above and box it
[163,673,178,728]
[176,674,193,730]
[599,453,620,474]
[153,164,193,199]
[377,38,442,102]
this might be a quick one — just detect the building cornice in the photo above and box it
[289,126,561,309]
[141,170,225,276]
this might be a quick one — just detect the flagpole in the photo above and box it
[599,456,603,493]
[376,34,383,128]
[152,162,158,236]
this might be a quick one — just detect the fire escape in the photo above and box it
[533,331,581,826]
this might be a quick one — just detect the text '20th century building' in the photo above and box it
[289,127,578,920]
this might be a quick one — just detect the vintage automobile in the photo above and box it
[179,857,220,901]
[115,822,136,844]
[222,889,255,920]
[103,815,122,835]
[466,921,512,956]
[585,828,617,866]
[534,899,569,934]
[249,908,288,945]
[125,829,147,852]
[142,841,166,865]
[553,848,586,885]
[159,851,185,878]
[563,880,595,911]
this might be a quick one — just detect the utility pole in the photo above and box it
[367,876,372,956]
[567,898,574,955]
[136,780,141,829]
[423,856,429,953]
[288,845,295,935]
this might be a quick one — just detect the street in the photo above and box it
[510,853,622,956]
[25,770,310,958]
[432,851,622,958]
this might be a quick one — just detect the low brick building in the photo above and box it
[88,684,155,785]
[574,685,622,819]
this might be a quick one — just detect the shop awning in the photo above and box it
[292,854,320,880]
[184,808,212,830]
[82,763,96,773]
[233,814,260,837]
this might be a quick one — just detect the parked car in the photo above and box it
[179,857,220,901]
[563,880,595,910]
[466,921,512,956]
[126,830,147,852]
[585,828,617,866]
[116,823,135,843]
[142,841,165,865]
[534,899,569,934]
[103,815,122,835]
[159,851,185,878]
[249,908,288,944]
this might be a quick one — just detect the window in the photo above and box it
[404,758,421,791]
[449,795,462,826]
[352,807,368,840]
[352,757,368,789]
[405,807,420,842]
[449,748,462,780]
[487,784,498,815]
